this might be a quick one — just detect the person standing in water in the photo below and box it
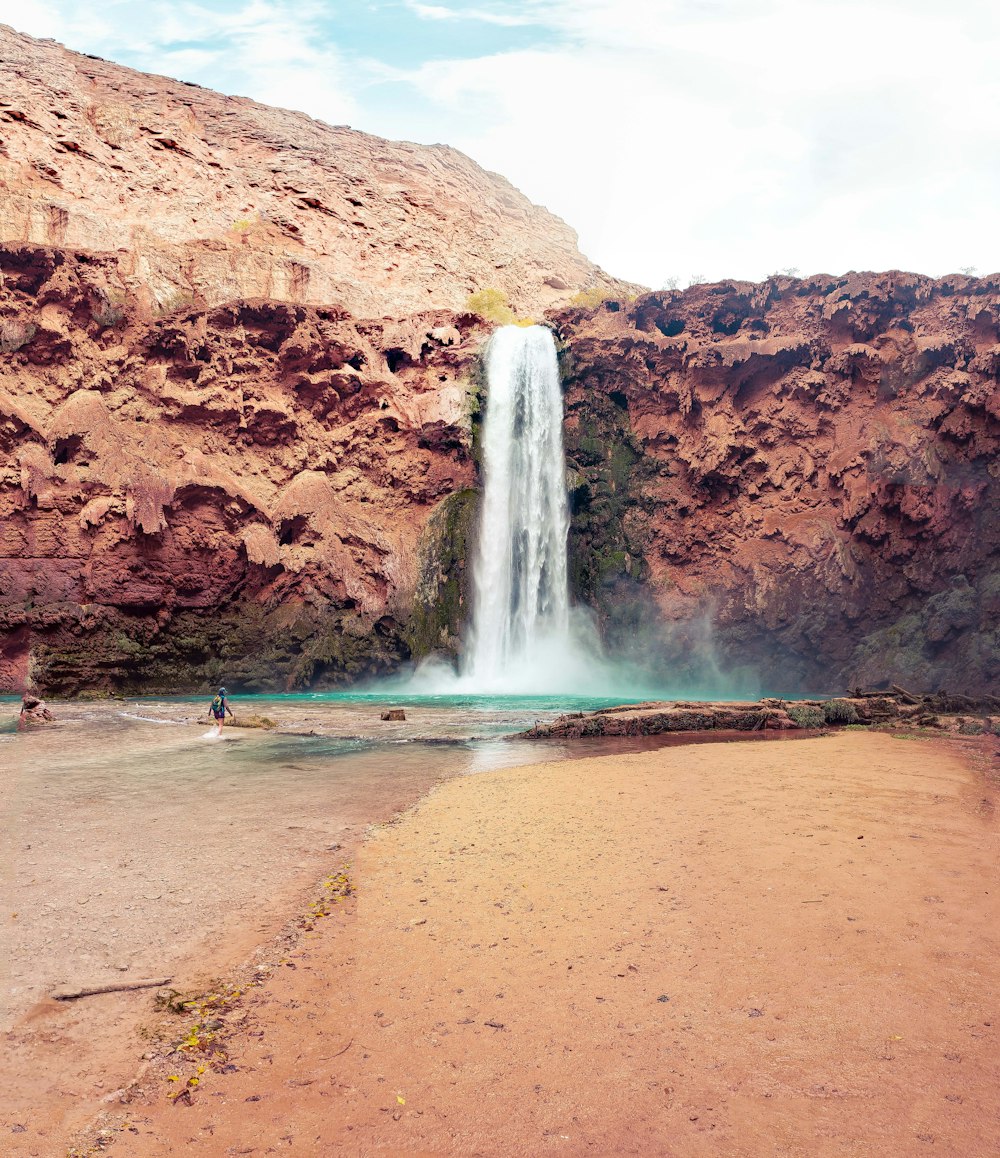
[208,687,235,736]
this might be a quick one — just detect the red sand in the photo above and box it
[6,731,1000,1157]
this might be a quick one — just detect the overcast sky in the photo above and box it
[11,0,1000,286]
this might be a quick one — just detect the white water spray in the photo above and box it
[461,325,597,693]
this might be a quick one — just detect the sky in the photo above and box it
[9,0,1000,287]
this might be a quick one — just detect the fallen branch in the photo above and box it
[890,684,920,705]
[51,976,172,1001]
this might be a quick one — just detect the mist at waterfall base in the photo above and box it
[389,325,743,701]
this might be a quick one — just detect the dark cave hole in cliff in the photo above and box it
[655,317,685,338]
[278,515,314,547]
[568,482,592,515]
[609,391,629,411]
[711,310,744,336]
[53,434,86,466]
[347,352,366,371]
[385,347,411,374]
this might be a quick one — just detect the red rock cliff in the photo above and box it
[2,29,997,697]
[0,241,485,691]
[555,274,1000,695]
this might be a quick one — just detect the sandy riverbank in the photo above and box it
[44,729,999,1158]
[0,704,484,1153]
[1,699,707,1154]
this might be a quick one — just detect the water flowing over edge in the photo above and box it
[463,325,575,691]
[400,325,631,695]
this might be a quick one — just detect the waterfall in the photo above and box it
[463,324,578,691]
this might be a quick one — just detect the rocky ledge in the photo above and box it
[519,691,1000,739]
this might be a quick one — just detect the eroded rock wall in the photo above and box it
[0,242,484,692]
[555,273,1000,694]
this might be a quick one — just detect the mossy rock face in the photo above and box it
[843,573,1000,694]
[404,488,479,662]
[27,600,415,695]
[24,489,481,694]
[560,345,651,628]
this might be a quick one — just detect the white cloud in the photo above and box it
[9,0,1000,283]
[404,1,540,26]
[395,0,1000,283]
[11,0,361,123]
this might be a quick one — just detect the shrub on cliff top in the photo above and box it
[568,287,636,310]
[464,288,515,326]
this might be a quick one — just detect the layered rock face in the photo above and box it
[0,25,626,693]
[0,24,622,318]
[0,241,485,691]
[555,273,1000,694]
[4,251,998,694]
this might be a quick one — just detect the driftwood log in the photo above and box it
[51,976,172,1001]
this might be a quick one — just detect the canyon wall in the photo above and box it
[0,241,486,691]
[1,28,997,696]
[0,24,624,319]
[0,25,620,693]
[555,273,1000,695]
[4,252,997,695]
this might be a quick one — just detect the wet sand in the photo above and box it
[20,729,997,1157]
[1,698,700,1152]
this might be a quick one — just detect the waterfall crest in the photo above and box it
[462,325,580,692]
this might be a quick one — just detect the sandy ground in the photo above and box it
[0,709,476,1153]
[7,730,1000,1157]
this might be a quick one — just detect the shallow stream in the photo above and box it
[2,691,660,1027]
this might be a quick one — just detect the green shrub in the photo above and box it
[568,287,639,309]
[464,288,515,325]
[154,289,196,317]
[787,704,826,728]
[957,718,985,736]
[823,698,860,724]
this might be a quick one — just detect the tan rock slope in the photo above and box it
[0,24,623,318]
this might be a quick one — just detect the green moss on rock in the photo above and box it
[560,351,650,620]
[404,488,478,661]
[29,600,415,695]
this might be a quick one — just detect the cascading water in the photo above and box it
[462,324,586,692]
[383,325,724,699]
